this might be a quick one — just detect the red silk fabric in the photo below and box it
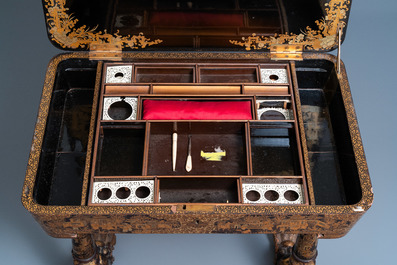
[143,100,252,120]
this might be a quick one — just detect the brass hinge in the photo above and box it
[89,43,122,61]
[270,44,303,61]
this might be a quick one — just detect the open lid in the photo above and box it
[43,0,351,52]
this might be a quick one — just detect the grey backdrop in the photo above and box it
[1,1,396,264]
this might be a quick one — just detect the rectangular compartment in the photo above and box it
[95,124,146,176]
[199,68,258,83]
[159,177,239,203]
[296,60,362,205]
[152,85,241,94]
[105,85,150,95]
[135,67,194,83]
[33,59,98,206]
[244,85,289,95]
[109,0,283,48]
[141,98,253,120]
[250,122,301,176]
[147,122,248,176]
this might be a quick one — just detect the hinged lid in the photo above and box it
[42,0,351,52]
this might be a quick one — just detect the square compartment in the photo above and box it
[95,124,146,176]
[250,123,301,176]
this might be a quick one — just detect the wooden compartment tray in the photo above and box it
[22,53,372,265]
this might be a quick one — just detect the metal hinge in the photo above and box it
[270,44,303,61]
[89,43,122,61]
[337,23,343,76]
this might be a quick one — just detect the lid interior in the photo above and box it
[43,0,351,51]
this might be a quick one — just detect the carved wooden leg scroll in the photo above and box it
[72,234,116,265]
[93,234,116,265]
[274,234,298,265]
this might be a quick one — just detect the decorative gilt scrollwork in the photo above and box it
[230,0,350,51]
[44,0,162,50]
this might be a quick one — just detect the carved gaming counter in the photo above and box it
[22,0,372,264]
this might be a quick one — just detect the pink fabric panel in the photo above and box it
[142,100,252,120]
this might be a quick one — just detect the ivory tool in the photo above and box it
[185,135,192,172]
[172,123,177,171]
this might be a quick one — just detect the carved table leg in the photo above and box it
[72,234,97,265]
[274,234,298,265]
[92,234,117,265]
[72,234,116,265]
[290,234,318,265]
